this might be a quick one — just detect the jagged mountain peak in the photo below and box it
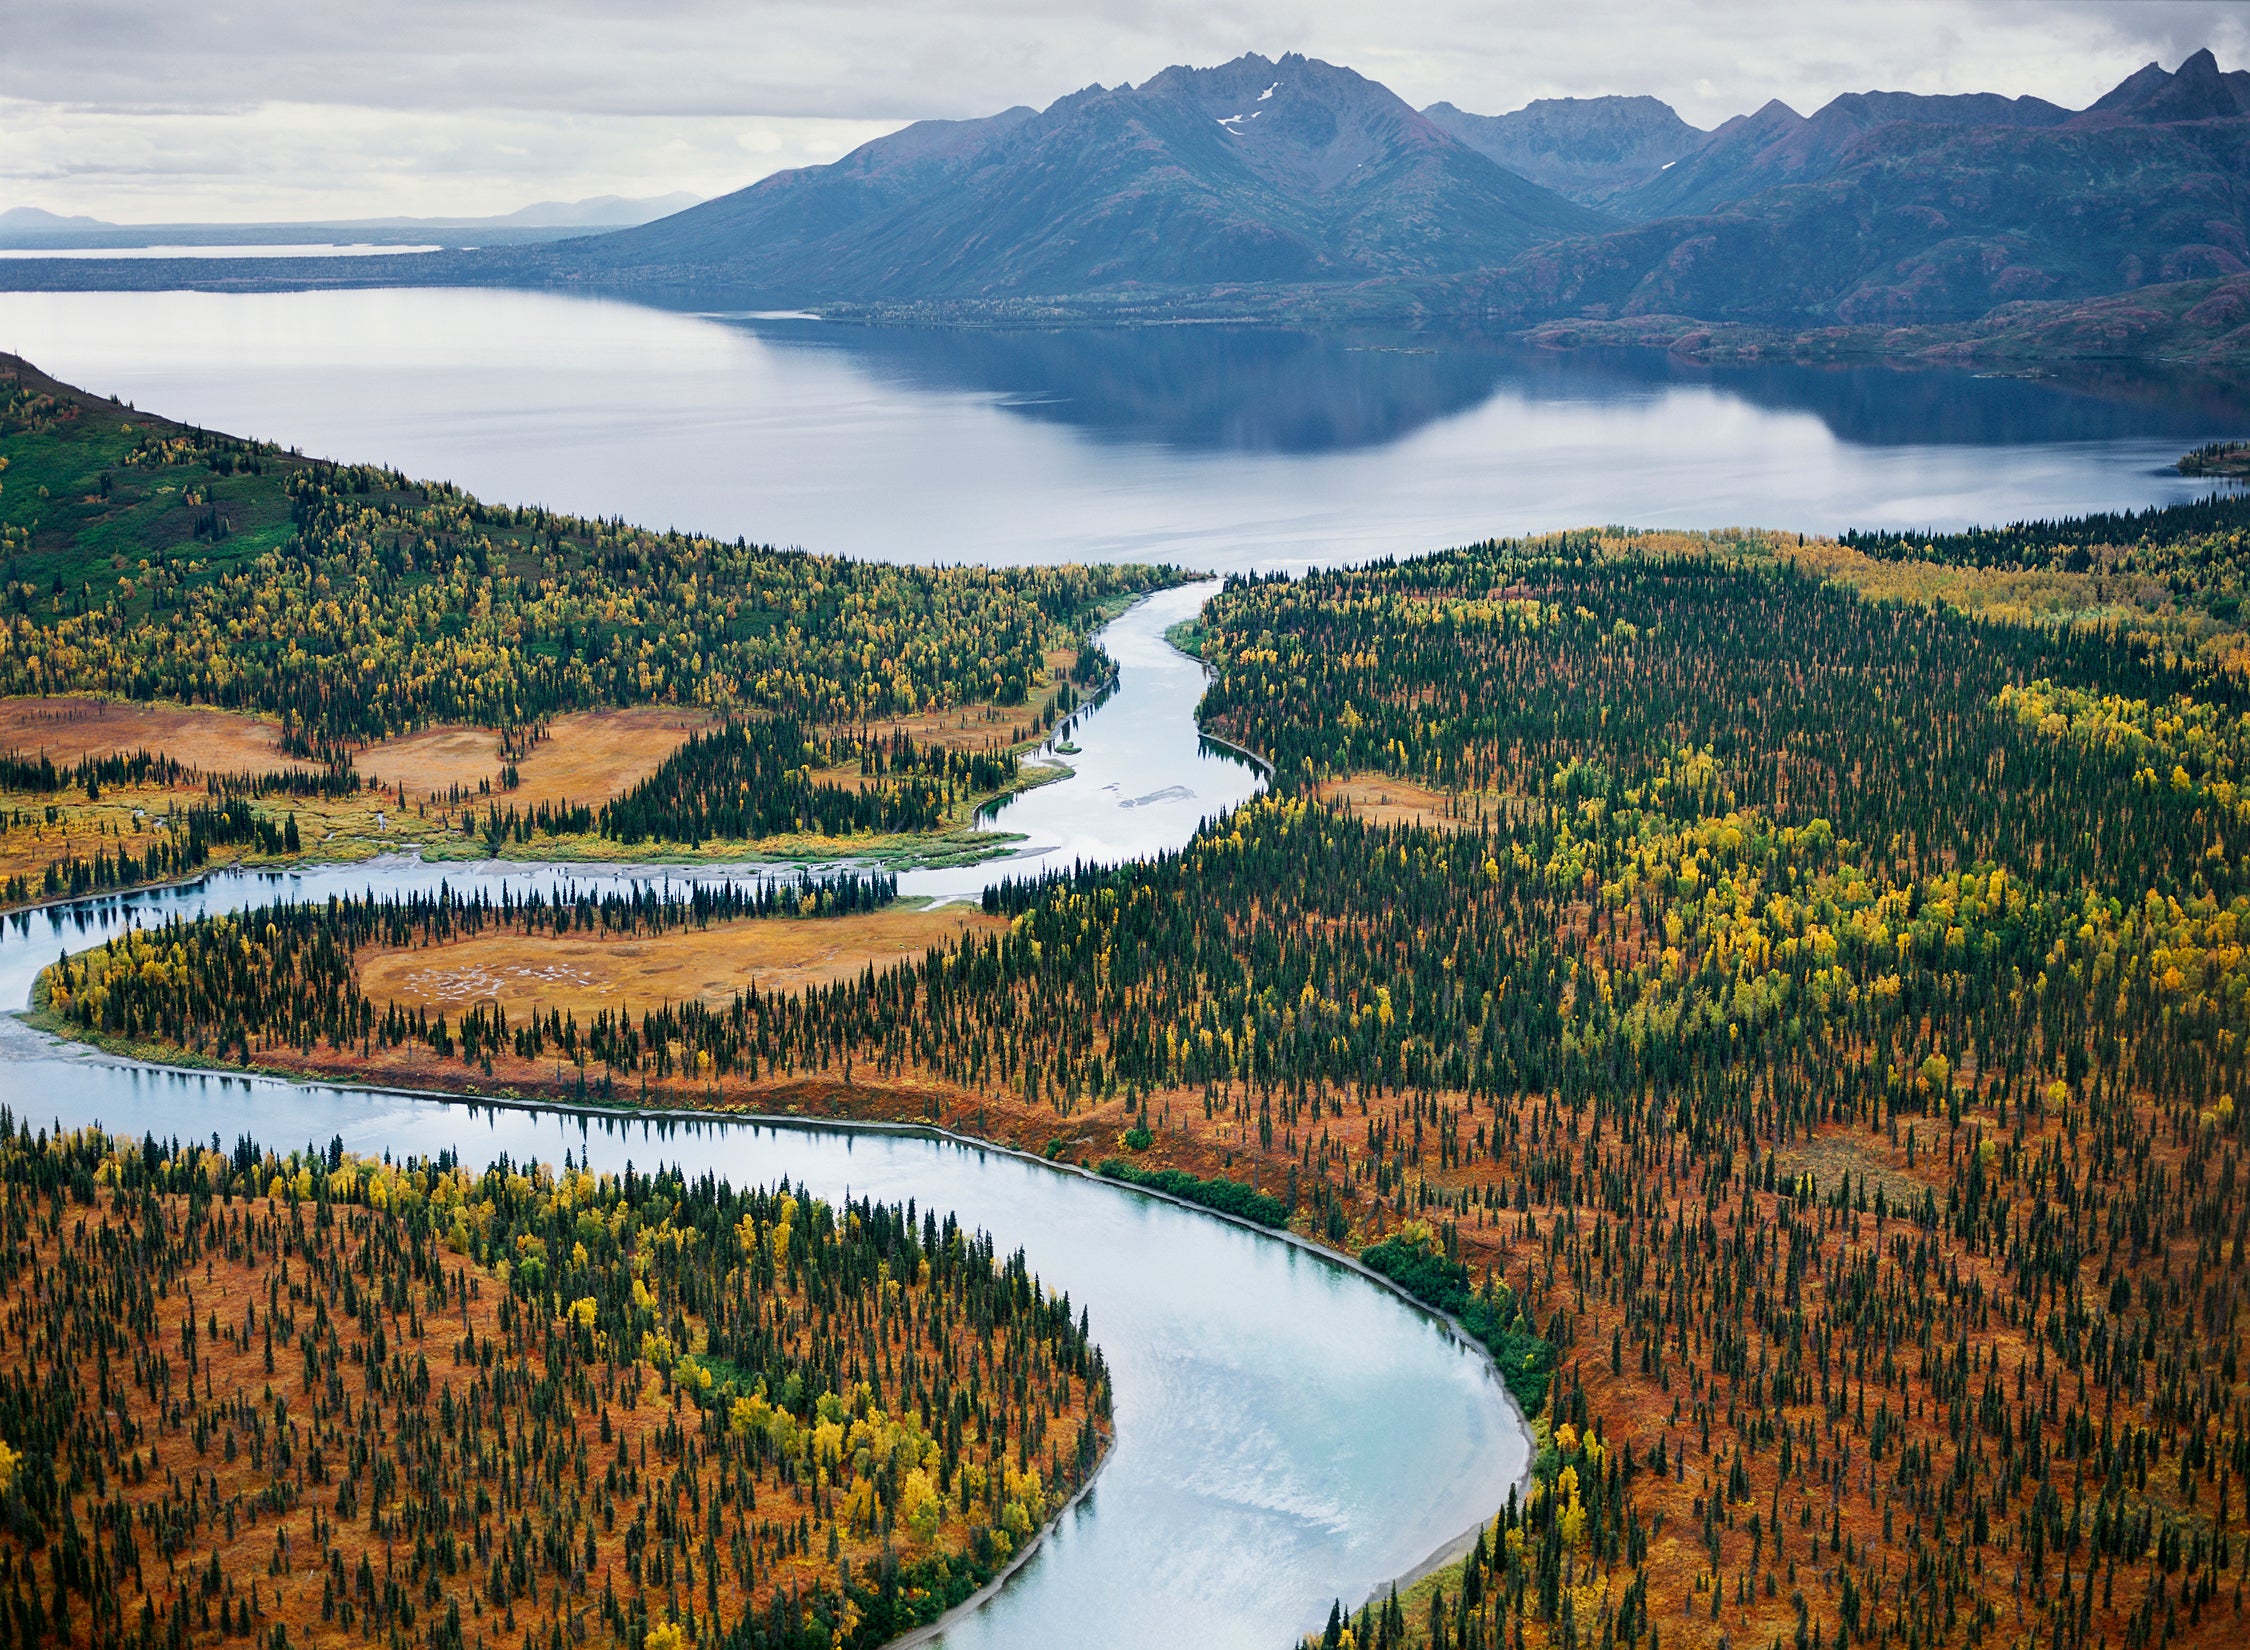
[2070,46,2250,125]
[1421,94,1706,205]
[539,50,1606,300]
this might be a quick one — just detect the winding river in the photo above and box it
[10,280,2205,1643]
[0,585,1522,1649]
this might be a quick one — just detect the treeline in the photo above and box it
[1092,1159,1292,1231]
[412,723,1023,850]
[0,747,351,803]
[0,367,1165,748]
[599,722,1020,846]
[0,1114,1110,1650]
[1359,1224,1557,1412]
[2,797,296,905]
[200,764,361,801]
[0,749,188,797]
[1838,491,2250,573]
[1836,490,2250,623]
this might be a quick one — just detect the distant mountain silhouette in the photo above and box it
[1419,96,1705,205]
[13,48,2250,365]
[0,207,105,230]
[0,194,704,252]
[1607,90,2071,222]
[1444,51,2250,333]
[523,53,1608,299]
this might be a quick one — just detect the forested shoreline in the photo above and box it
[0,355,1162,751]
[0,356,1149,908]
[17,332,2250,1650]
[48,491,2250,1650]
[0,1118,1110,1650]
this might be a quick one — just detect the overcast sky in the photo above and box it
[3,0,2243,222]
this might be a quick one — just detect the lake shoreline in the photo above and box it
[2,261,2244,369]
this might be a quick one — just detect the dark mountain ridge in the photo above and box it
[12,47,2248,365]
[526,45,2241,348]
[534,53,1606,300]
[1419,96,1706,205]
[2074,46,2250,125]
[1418,47,2250,359]
[1447,111,2250,330]
[1607,88,2074,222]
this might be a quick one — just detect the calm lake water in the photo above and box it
[0,287,2234,571]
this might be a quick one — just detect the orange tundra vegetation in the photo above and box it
[0,1123,1108,1650]
[40,504,2250,1650]
[0,355,1159,909]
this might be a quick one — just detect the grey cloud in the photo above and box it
[10,0,2226,119]
[3,0,2242,219]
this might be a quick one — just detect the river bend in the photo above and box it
[0,586,1526,1649]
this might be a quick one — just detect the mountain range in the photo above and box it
[522,55,1607,296]
[489,46,2248,363]
[1419,96,1706,207]
[1436,47,2250,354]
[11,49,2248,365]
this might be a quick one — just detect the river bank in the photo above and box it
[18,990,1538,1631]
[0,1000,1529,1649]
[0,580,1523,1650]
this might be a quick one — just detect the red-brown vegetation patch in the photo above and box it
[359,706,716,811]
[0,695,304,772]
[1314,773,1486,833]
[354,905,1002,1020]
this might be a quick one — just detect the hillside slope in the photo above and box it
[528,53,1608,299]
[1607,88,2072,222]
[1419,95,1705,205]
[1445,60,2250,331]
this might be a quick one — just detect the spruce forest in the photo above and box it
[0,1120,1109,1650]
[46,492,2250,1650]
[0,356,1156,752]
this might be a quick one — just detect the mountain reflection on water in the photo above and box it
[0,289,2230,567]
[732,315,2250,457]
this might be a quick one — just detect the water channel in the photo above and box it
[0,584,1505,1650]
[0,279,2230,1643]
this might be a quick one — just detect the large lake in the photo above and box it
[1,287,2235,571]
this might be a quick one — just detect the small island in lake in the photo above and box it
[2178,439,2250,477]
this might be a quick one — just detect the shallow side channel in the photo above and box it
[0,584,1529,1646]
